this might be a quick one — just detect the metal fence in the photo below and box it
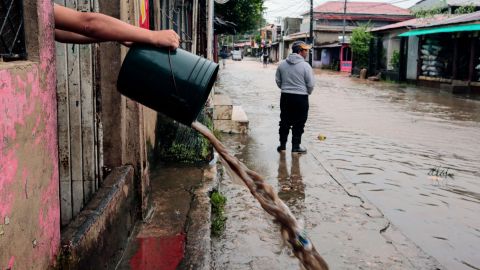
[0,0,26,60]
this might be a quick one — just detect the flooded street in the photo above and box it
[213,59,480,270]
[308,71,480,270]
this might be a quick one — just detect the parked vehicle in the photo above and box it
[232,50,242,61]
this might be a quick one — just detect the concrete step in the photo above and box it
[214,105,249,134]
[213,94,233,120]
[58,166,135,269]
[232,105,248,123]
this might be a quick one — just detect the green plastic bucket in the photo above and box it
[117,44,219,125]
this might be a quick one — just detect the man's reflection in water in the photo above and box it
[277,153,306,216]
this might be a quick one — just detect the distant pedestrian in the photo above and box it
[262,50,269,67]
[219,49,228,68]
[275,41,314,153]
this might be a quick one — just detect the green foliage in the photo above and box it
[390,50,400,71]
[210,190,227,237]
[215,0,265,33]
[414,1,476,17]
[213,128,223,141]
[414,7,446,18]
[254,33,262,44]
[156,110,213,164]
[168,142,198,162]
[350,24,373,69]
[454,4,476,14]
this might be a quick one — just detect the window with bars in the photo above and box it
[0,0,27,60]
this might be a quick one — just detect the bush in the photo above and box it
[350,24,373,69]
[390,50,400,71]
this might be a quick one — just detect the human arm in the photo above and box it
[55,29,133,46]
[275,67,282,89]
[305,65,315,94]
[54,4,179,49]
[55,29,101,44]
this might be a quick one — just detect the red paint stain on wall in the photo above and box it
[129,234,185,270]
[8,256,15,268]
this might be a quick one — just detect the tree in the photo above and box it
[215,0,265,34]
[350,24,373,69]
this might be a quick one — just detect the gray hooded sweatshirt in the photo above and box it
[275,53,315,95]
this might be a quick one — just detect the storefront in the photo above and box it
[399,24,480,93]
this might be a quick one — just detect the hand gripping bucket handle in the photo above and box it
[117,44,219,125]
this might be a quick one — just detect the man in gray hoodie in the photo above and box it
[275,40,315,153]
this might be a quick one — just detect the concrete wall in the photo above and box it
[0,1,60,269]
[314,32,340,45]
[282,18,302,36]
[96,0,152,218]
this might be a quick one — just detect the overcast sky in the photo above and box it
[263,0,421,23]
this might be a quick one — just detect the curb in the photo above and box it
[181,157,219,269]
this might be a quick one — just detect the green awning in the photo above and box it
[398,24,480,37]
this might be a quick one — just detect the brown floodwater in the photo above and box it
[213,59,480,270]
[307,73,480,270]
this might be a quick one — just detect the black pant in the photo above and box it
[279,93,309,145]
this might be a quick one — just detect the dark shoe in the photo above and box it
[277,145,286,152]
[292,145,307,153]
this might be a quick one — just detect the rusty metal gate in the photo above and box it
[55,0,103,227]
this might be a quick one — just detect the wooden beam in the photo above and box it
[452,36,458,80]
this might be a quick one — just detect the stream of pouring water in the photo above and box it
[192,121,329,270]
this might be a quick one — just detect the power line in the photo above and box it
[267,0,417,18]
[264,1,306,14]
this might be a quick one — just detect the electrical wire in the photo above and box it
[266,0,417,19]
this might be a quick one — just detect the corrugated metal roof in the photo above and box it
[447,0,480,6]
[310,1,412,15]
[414,0,480,7]
[314,14,413,21]
[371,14,452,32]
[419,11,480,27]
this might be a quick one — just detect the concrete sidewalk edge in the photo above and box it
[180,161,219,270]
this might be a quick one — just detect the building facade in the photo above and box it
[283,1,413,69]
[371,11,480,93]
[1,0,213,268]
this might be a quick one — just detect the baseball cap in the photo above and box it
[292,41,312,53]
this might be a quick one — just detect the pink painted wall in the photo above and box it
[0,1,60,269]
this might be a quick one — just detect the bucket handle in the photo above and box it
[167,49,180,96]
[167,49,192,117]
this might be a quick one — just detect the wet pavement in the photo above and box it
[116,166,209,270]
[212,58,480,270]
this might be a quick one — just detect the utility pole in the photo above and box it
[342,0,347,44]
[309,0,313,66]
[192,0,198,54]
[207,0,214,60]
